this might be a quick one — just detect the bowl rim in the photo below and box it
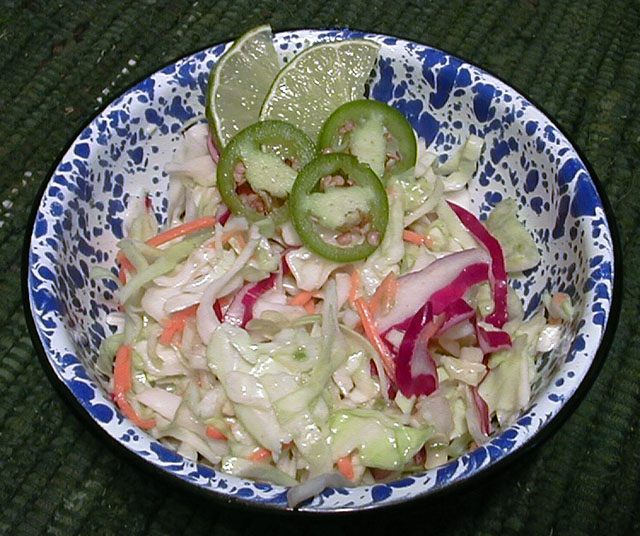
[21,27,623,515]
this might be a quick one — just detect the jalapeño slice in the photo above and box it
[217,120,316,221]
[291,153,389,263]
[318,99,417,182]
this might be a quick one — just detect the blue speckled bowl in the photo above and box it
[23,29,621,513]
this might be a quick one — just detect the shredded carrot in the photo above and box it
[114,344,133,393]
[303,299,316,315]
[146,216,216,247]
[220,229,247,249]
[288,290,316,314]
[354,298,396,379]
[117,216,217,278]
[337,454,355,481]
[289,290,315,307]
[159,304,199,346]
[403,229,425,245]
[368,272,398,317]
[403,229,434,248]
[248,447,271,462]
[217,295,232,308]
[117,253,136,284]
[113,345,156,429]
[205,425,227,441]
[349,269,360,307]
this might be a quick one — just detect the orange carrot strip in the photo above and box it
[354,298,396,379]
[117,253,136,284]
[146,216,217,247]
[303,300,316,315]
[113,345,156,429]
[403,229,434,248]
[116,396,157,429]
[289,290,314,306]
[220,229,247,249]
[114,344,133,393]
[159,304,199,346]
[248,447,271,462]
[368,272,398,317]
[349,269,360,307]
[337,455,355,481]
[403,229,426,245]
[116,217,217,282]
[205,425,227,441]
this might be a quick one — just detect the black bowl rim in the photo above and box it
[21,27,623,516]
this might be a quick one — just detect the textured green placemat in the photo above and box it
[1,0,638,534]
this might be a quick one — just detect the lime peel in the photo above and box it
[206,25,281,147]
[259,39,380,141]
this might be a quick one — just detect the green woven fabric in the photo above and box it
[1,0,638,534]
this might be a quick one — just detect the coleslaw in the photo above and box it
[95,39,572,507]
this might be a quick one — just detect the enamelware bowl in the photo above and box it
[23,29,621,512]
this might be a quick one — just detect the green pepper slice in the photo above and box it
[290,153,389,263]
[318,99,417,182]
[217,120,316,221]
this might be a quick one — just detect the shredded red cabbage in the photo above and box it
[396,296,484,397]
[471,386,491,436]
[429,263,489,316]
[240,272,278,326]
[223,272,278,327]
[474,320,512,355]
[224,285,252,326]
[439,299,475,332]
[390,253,494,397]
[218,206,231,225]
[396,302,440,397]
[379,248,489,334]
[213,299,225,322]
[447,202,509,328]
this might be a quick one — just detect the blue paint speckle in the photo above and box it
[372,57,394,102]
[558,158,582,188]
[70,380,93,402]
[525,169,539,193]
[371,485,392,501]
[552,195,570,239]
[436,461,458,486]
[571,174,599,217]
[430,63,458,109]
[491,140,510,163]
[472,83,496,122]
[128,147,144,165]
[531,197,543,214]
[150,443,182,463]
[90,403,114,423]
[74,143,90,158]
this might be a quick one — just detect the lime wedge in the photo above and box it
[206,25,281,147]
[259,39,380,142]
